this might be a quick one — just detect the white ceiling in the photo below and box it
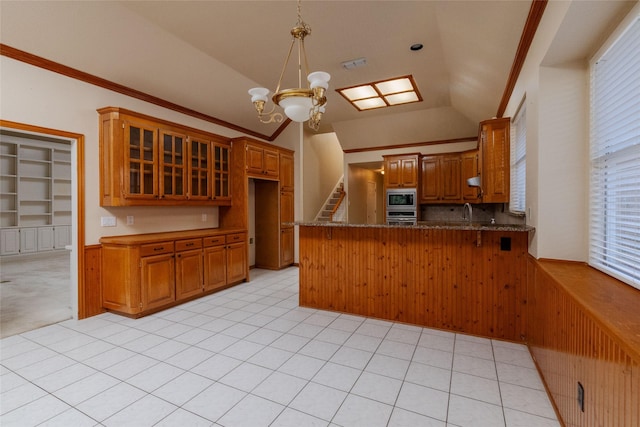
[2,1,633,150]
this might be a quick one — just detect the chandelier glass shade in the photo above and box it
[248,1,330,131]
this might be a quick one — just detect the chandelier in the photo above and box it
[248,0,330,131]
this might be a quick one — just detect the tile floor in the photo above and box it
[0,267,560,427]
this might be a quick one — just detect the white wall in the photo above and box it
[303,132,344,221]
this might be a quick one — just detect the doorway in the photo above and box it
[0,126,81,337]
[366,181,377,224]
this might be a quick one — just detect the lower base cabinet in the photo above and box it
[101,228,247,316]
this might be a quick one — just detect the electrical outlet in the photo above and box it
[100,216,116,227]
[201,213,207,222]
[250,237,254,244]
[126,216,134,225]
[577,382,585,412]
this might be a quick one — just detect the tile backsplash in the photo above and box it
[420,204,526,225]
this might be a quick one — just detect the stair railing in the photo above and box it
[329,190,346,222]
[314,175,345,221]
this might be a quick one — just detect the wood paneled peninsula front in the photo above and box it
[297,222,533,341]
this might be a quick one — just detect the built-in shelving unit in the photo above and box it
[0,135,71,256]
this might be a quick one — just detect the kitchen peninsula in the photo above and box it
[297,221,533,341]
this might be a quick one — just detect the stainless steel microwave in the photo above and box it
[386,188,417,210]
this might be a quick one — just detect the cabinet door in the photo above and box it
[175,248,203,300]
[461,151,481,202]
[213,143,231,202]
[226,242,247,284]
[125,121,158,200]
[140,253,175,311]
[19,227,38,253]
[400,158,418,187]
[481,119,510,203]
[263,149,280,177]
[203,245,227,291]
[54,225,71,249]
[37,226,55,251]
[0,229,20,255]
[280,191,294,224]
[420,156,440,202]
[159,130,187,200]
[440,155,461,202]
[385,158,402,188]
[280,153,294,191]
[189,137,211,201]
[280,227,294,267]
[246,144,264,175]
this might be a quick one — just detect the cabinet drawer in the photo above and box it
[203,236,225,247]
[140,241,174,257]
[226,233,246,244]
[175,238,202,252]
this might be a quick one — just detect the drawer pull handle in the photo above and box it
[154,247,164,251]
[186,243,194,247]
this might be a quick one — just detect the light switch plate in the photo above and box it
[126,216,134,225]
[101,216,116,227]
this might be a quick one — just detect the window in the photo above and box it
[590,16,640,290]
[510,100,526,213]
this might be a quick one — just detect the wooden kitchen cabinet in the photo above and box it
[98,107,232,206]
[480,118,510,203]
[279,152,294,192]
[461,150,481,202]
[175,238,204,300]
[212,143,231,203]
[101,228,247,316]
[420,154,461,203]
[384,154,419,188]
[246,143,279,178]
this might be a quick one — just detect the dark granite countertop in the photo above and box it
[288,221,534,232]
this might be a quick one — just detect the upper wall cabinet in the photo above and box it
[384,154,419,189]
[479,118,510,204]
[461,150,481,202]
[246,143,279,178]
[420,154,462,203]
[98,107,232,206]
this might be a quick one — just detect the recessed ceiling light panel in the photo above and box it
[336,75,422,111]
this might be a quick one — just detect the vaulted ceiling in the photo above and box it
[2,1,533,149]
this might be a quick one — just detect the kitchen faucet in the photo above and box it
[463,203,473,223]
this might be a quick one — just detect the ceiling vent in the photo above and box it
[341,57,367,70]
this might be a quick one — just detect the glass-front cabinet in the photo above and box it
[125,121,158,200]
[189,137,211,201]
[212,143,230,202]
[98,107,232,206]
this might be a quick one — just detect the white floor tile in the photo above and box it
[330,346,373,370]
[500,382,557,419]
[351,371,403,405]
[332,394,393,427]
[0,394,70,427]
[219,362,273,392]
[395,382,449,421]
[493,345,536,369]
[364,354,410,380]
[411,346,453,370]
[53,372,120,406]
[103,394,177,427]
[154,408,212,427]
[126,362,184,393]
[447,393,505,427]
[355,322,391,338]
[142,339,189,361]
[453,353,498,380]
[376,339,416,360]
[289,382,347,421]
[312,361,361,392]
[315,328,352,345]
[38,407,97,427]
[344,333,383,352]
[152,371,213,406]
[328,317,363,333]
[404,361,451,392]
[15,353,76,381]
[1,382,48,414]
[172,327,215,345]
[278,353,326,380]
[164,345,215,370]
[0,371,28,393]
[450,371,502,406]
[75,382,145,422]
[103,353,158,380]
[191,353,243,382]
[504,408,561,427]
[385,326,422,345]
[219,339,265,361]
[496,361,545,390]
[271,333,310,352]
[299,339,340,360]
[182,382,246,422]
[454,338,494,361]
[271,407,328,427]
[83,346,136,370]
[32,363,96,393]
[388,407,445,427]
[218,394,284,427]
[253,371,308,405]
[248,346,294,370]
[195,332,239,352]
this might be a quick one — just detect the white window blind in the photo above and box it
[510,101,526,213]
[590,16,640,290]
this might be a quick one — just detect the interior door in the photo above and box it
[367,181,377,224]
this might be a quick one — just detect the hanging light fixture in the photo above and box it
[248,0,330,131]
